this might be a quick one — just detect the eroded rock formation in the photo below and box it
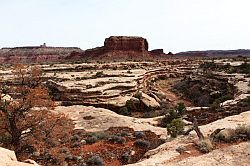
[82,36,153,60]
[0,36,167,63]
[104,36,148,52]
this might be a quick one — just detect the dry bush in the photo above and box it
[215,128,236,142]
[196,139,213,153]
[215,125,250,142]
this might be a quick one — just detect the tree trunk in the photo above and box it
[184,116,205,140]
[8,114,21,150]
[193,117,204,140]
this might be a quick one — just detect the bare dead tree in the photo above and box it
[184,116,204,140]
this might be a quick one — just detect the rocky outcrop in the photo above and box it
[0,147,39,166]
[104,36,148,52]
[127,110,250,166]
[81,36,152,60]
[135,91,161,109]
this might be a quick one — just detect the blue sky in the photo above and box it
[0,0,250,53]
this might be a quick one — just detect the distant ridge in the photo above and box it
[176,49,250,57]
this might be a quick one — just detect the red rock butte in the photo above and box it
[0,36,168,63]
[104,36,148,52]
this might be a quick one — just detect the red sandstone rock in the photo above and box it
[104,36,148,52]
[81,36,151,60]
[0,36,168,63]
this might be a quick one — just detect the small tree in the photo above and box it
[175,102,186,115]
[0,65,73,153]
[167,118,185,138]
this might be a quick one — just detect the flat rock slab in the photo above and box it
[55,105,168,137]
[167,142,250,166]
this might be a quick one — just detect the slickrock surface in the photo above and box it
[55,105,168,138]
[55,104,250,166]
[0,147,39,166]
[167,142,250,166]
[127,111,250,166]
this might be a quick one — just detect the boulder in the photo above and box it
[0,147,39,166]
[140,92,160,109]
[152,91,166,100]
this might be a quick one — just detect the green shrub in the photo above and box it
[142,111,157,118]
[167,118,185,138]
[70,135,81,142]
[88,131,110,140]
[95,71,104,77]
[85,136,98,144]
[134,131,145,139]
[127,70,132,74]
[108,135,126,144]
[125,100,136,111]
[134,139,150,149]
[160,109,179,127]
[175,103,186,115]
[0,134,12,144]
[87,155,104,166]
[215,94,233,103]
[119,131,130,137]
[118,107,131,116]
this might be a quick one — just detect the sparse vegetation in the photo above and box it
[134,139,150,149]
[134,131,145,139]
[108,135,126,144]
[0,57,249,165]
[95,71,104,77]
[196,139,213,153]
[85,136,98,144]
[87,155,105,166]
[173,75,235,107]
[215,125,250,142]
[160,103,186,128]
[118,107,131,116]
[167,118,185,138]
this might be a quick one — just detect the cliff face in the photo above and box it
[82,36,156,60]
[104,36,148,52]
